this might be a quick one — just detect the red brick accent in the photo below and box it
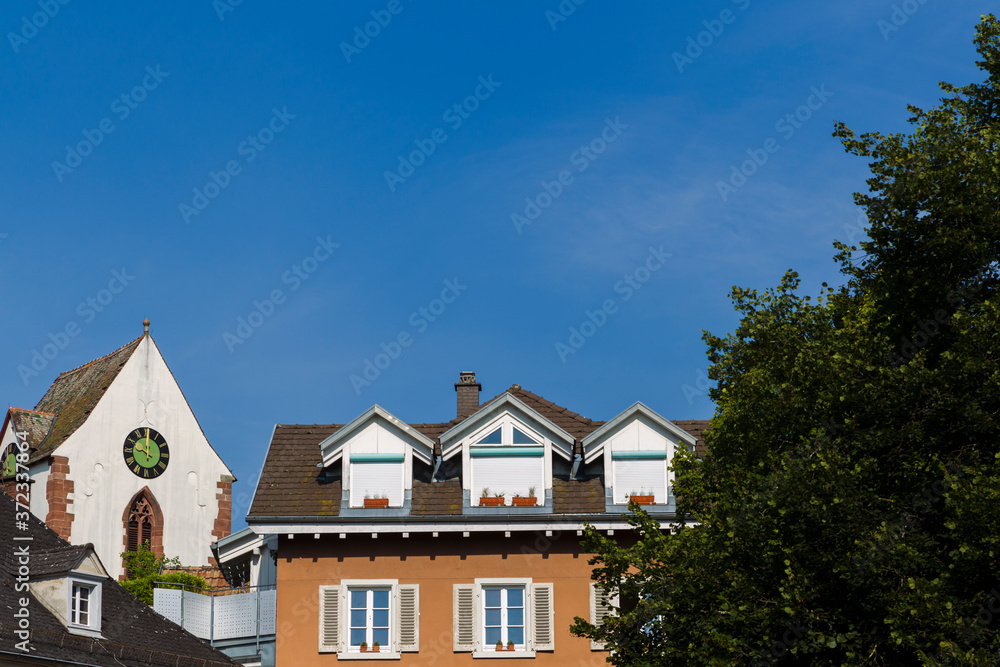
[0,478,26,502]
[211,478,233,565]
[45,456,74,541]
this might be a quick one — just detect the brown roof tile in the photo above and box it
[552,477,606,514]
[29,336,143,463]
[249,424,342,518]
[673,419,711,458]
[411,479,463,515]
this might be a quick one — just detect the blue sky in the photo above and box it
[1,1,990,526]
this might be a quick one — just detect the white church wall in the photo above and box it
[55,335,232,579]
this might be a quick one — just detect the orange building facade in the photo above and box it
[247,373,708,665]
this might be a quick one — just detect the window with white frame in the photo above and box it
[611,452,668,504]
[453,579,554,656]
[470,420,545,506]
[67,579,101,634]
[350,587,390,649]
[348,454,405,508]
[319,580,419,657]
[484,586,525,650]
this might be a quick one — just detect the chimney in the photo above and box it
[455,372,481,418]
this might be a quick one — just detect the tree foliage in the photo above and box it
[120,542,204,606]
[572,15,1000,666]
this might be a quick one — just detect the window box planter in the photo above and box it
[360,645,380,653]
[629,495,655,505]
[363,498,389,509]
[479,497,506,507]
[511,496,536,507]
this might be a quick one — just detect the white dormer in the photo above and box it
[582,403,697,508]
[441,393,575,509]
[29,544,108,638]
[318,406,434,510]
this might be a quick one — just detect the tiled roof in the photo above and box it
[0,493,238,666]
[249,385,710,521]
[411,479,462,515]
[30,544,94,577]
[9,408,56,450]
[672,419,711,458]
[28,336,143,463]
[552,477,606,514]
[249,424,342,518]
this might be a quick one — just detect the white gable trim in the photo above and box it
[582,402,696,463]
[440,394,574,461]
[318,405,435,467]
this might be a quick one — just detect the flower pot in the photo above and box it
[364,498,389,508]
[480,496,505,507]
[512,496,536,507]
[629,495,655,505]
[360,645,380,653]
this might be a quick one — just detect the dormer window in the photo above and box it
[611,451,667,504]
[65,576,102,637]
[582,402,698,510]
[70,582,94,626]
[316,405,435,514]
[470,420,545,507]
[349,454,405,508]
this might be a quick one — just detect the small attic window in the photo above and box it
[477,428,502,444]
[512,427,537,445]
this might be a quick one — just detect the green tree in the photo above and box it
[572,14,1000,666]
[120,541,205,605]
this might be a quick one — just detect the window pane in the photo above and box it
[373,609,389,628]
[373,627,389,646]
[485,626,501,646]
[484,588,501,606]
[351,590,367,607]
[512,427,536,444]
[507,607,524,627]
[350,609,367,627]
[372,589,390,608]
[485,608,501,626]
[350,628,367,646]
[78,610,88,625]
[508,626,524,645]
[506,588,523,607]
[478,428,502,444]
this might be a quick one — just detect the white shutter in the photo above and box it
[471,457,544,504]
[531,583,555,651]
[397,584,419,652]
[318,585,342,653]
[589,583,618,650]
[612,459,667,504]
[453,583,476,651]
[349,462,404,507]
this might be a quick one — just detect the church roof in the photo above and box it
[25,336,143,463]
[9,407,56,449]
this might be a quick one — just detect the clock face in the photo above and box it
[123,428,169,479]
[1,443,16,478]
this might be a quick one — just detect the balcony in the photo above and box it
[153,582,276,667]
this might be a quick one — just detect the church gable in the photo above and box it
[21,322,235,580]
